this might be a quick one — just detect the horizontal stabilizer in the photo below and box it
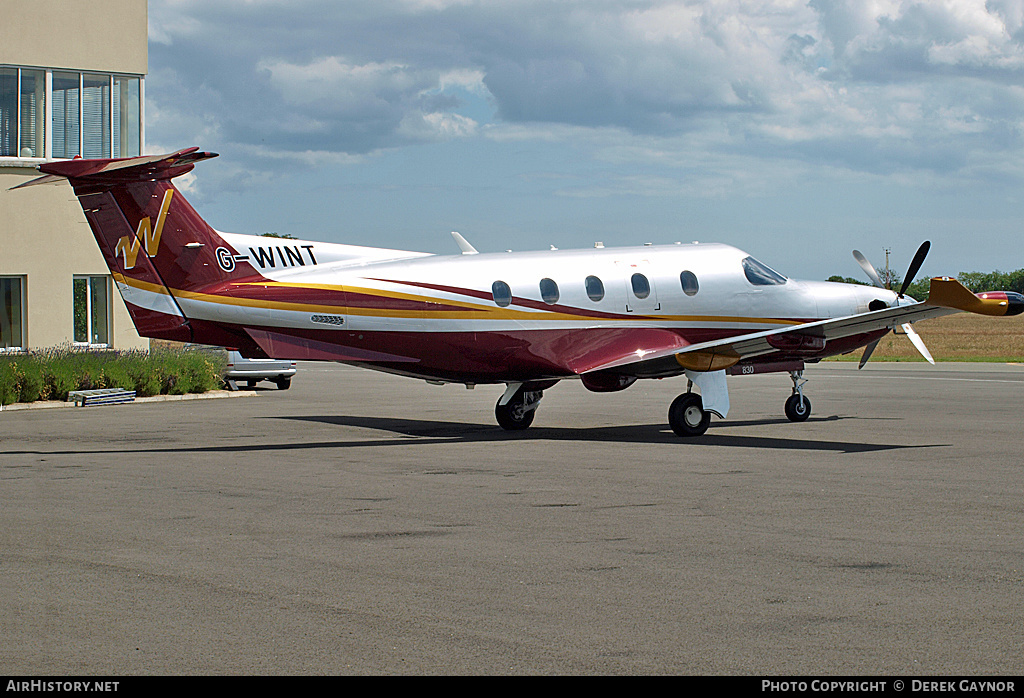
[12,147,218,190]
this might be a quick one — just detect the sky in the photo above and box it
[145,0,1024,282]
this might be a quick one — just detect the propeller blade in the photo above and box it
[858,339,880,369]
[853,250,885,289]
[899,240,930,297]
[902,323,935,364]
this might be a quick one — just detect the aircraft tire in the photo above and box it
[495,396,536,431]
[668,393,710,437]
[784,393,811,422]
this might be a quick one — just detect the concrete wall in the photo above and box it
[0,0,147,74]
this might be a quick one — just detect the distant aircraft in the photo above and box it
[15,148,1023,435]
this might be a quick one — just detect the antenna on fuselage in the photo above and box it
[451,231,478,255]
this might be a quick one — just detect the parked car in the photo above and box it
[185,345,297,390]
[225,350,297,390]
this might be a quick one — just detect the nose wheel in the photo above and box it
[784,370,811,422]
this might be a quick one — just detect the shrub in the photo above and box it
[0,346,226,406]
[17,358,44,403]
[0,361,18,406]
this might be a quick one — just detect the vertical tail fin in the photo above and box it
[15,148,261,345]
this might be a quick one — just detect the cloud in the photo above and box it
[146,0,1024,186]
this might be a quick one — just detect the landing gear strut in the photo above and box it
[668,383,711,437]
[495,384,545,430]
[784,369,811,422]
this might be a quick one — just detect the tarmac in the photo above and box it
[1,361,1022,675]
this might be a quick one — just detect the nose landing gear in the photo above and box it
[784,369,811,422]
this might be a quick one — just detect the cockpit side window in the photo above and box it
[742,256,787,286]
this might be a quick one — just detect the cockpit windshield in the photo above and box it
[742,256,788,286]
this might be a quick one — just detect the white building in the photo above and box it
[1,0,148,351]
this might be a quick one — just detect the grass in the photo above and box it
[0,346,226,406]
[826,312,1024,363]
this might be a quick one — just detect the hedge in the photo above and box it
[0,346,226,406]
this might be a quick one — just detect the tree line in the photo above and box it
[827,269,1024,299]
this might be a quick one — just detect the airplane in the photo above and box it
[14,147,1024,436]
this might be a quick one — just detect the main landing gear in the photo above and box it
[494,383,546,431]
[668,392,711,437]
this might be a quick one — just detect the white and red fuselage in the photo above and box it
[178,233,897,384]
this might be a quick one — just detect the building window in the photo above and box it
[52,71,80,158]
[82,74,110,158]
[0,67,45,158]
[113,76,141,157]
[73,276,110,346]
[2,65,142,161]
[1,277,25,350]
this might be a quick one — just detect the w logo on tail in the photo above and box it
[114,190,174,269]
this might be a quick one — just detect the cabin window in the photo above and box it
[540,278,559,305]
[491,280,512,307]
[585,275,605,302]
[631,273,651,299]
[742,257,787,286]
[680,270,699,296]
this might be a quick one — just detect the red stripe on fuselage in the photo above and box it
[367,278,642,320]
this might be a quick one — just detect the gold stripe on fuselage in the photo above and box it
[114,273,805,326]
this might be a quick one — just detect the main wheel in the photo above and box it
[668,393,711,437]
[784,393,811,422]
[495,393,537,430]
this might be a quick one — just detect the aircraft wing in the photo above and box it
[582,277,1017,377]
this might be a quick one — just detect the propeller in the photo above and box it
[853,241,934,368]
[853,249,885,289]
[899,240,930,298]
